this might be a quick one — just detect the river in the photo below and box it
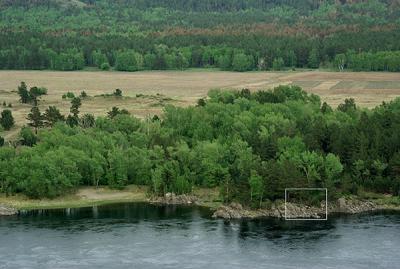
[0,203,399,269]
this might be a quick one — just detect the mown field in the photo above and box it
[1,70,400,139]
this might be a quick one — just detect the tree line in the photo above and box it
[0,0,400,72]
[0,83,399,206]
[2,43,400,72]
[335,50,400,72]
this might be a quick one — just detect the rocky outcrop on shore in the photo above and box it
[0,204,17,216]
[150,193,198,205]
[212,202,285,219]
[334,197,377,213]
[285,202,327,219]
[212,198,393,220]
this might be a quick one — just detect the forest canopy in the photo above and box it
[0,0,400,71]
[1,85,399,207]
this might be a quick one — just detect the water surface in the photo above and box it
[1,203,399,269]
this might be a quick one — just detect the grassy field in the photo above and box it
[0,185,221,210]
[1,69,400,140]
[0,185,148,210]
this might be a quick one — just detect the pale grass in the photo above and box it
[0,185,222,210]
[0,185,148,210]
[1,70,400,140]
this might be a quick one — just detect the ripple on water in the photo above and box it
[1,204,400,269]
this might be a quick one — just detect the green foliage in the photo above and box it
[52,49,84,71]
[17,82,46,104]
[334,54,346,71]
[62,92,75,99]
[232,53,253,72]
[0,109,14,130]
[344,50,400,71]
[44,106,65,126]
[17,149,82,198]
[80,114,95,128]
[80,91,88,98]
[115,50,140,72]
[114,89,122,97]
[92,50,109,69]
[272,57,284,71]
[106,148,128,189]
[17,82,30,103]
[338,98,357,114]
[70,97,81,116]
[308,48,320,68]
[19,127,37,146]
[100,62,110,70]
[107,107,129,119]
[249,170,263,207]
[66,115,79,127]
[27,106,44,133]
[217,54,232,70]
[1,86,400,203]
[0,1,398,73]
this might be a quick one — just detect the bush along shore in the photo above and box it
[1,191,400,219]
[1,86,400,217]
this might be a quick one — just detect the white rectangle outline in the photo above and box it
[284,188,328,221]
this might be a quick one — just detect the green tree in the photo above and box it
[249,170,264,207]
[70,97,81,116]
[106,148,128,189]
[334,53,346,71]
[80,113,95,128]
[287,50,297,68]
[324,153,343,186]
[308,48,320,68]
[18,82,30,104]
[27,106,43,133]
[115,50,140,71]
[272,57,284,70]
[321,102,333,114]
[100,62,110,70]
[92,50,109,68]
[217,54,231,70]
[113,89,122,97]
[66,115,79,127]
[151,166,165,195]
[29,86,47,99]
[19,127,37,146]
[80,91,88,98]
[0,109,14,130]
[107,107,129,119]
[44,106,65,126]
[338,98,357,114]
[232,53,253,72]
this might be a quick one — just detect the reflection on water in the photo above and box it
[1,203,400,269]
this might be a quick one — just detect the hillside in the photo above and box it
[0,0,399,72]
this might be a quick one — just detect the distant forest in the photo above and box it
[1,0,400,71]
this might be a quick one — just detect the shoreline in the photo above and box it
[0,185,222,214]
[211,197,400,220]
[1,187,400,220]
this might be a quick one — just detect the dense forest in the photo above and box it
[1,0,400,71]
[0,84,399,207]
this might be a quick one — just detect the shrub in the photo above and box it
[100,62,110,70]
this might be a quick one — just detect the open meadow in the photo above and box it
[1,70,400,139]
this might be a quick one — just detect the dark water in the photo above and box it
[1,203,400,269]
